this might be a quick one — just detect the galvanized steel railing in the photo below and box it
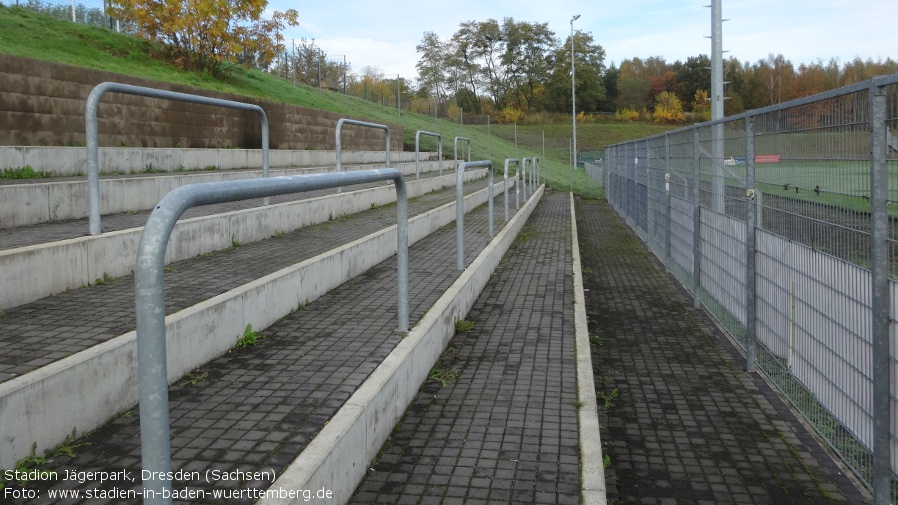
[134,169,408,504]
[503,158,520,220]
[599,74,898,504]
[456,160,493,270]
[454,136,471,169]
[415,130,442,179]
[335,119,391,191]
[85,82,271,235]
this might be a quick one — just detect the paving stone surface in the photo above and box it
[575,198,871,505]
[1,189,874,505]
[2,194,511,504]
[0,177,493,382]
[348,190,580,505]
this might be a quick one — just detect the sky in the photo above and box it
[266,0,895,83]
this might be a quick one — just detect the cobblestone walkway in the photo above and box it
[576,198,869,505]
[349,190,580,505]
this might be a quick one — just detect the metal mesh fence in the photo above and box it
[11,0,113,28]
[598,74,898,503]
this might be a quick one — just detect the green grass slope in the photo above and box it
[0,4,674,198]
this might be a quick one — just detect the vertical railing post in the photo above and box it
[692,127,702,308]
[456,160,493,270]
[503,159,519,221]
[870,77,891,505]
[745,116,757,373]
[335,118,392,192]
[415,131,441,180]
[395,177,409,332]
[454,137,470,170]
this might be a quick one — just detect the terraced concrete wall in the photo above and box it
[0,54,403,151]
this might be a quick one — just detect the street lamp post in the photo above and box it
[571,14,580,190]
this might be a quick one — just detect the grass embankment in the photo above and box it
[0,4,675,198]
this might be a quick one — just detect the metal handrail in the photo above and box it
[456,160,493,270]
[134,169,408,504]
[504,158,520,221]
[454,136,471,169]
[85,82,270,235]
[415,131,442,179]
[335,119,391,191]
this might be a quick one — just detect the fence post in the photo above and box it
[664,135,672,273]
[745,116,757,373]
[870,77,891,505]
[692,128,701,309]
[646,140,655,248]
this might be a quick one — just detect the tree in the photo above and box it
[755,54,794,106]
[692,90,711,121]
[108,0,298,75]
[501,18,557,111]
[616,56,668,111]
[676,55,711,111]
[546,30,606,114]
[416,32,450,107]
[652,91,685,124]
[599,63,620,113]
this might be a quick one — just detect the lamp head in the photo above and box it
[572,14,581,22]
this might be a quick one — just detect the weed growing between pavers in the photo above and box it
[178,368,208,386]
[0,429,90,490]
[91,272,114,286]
[427,364,460,387]
[0,166,50,179]
[234,323,265,349]
[454,319,475,333]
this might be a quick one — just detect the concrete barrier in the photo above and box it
[0,160,444,228]
[0,177,514,470]
[0,147,431,176]
[0,168,484,310]
[261,185,544,505]
[570,194,608,505]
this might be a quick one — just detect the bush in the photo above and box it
[615,107,640,122]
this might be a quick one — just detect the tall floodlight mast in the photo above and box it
[708,0,727,212]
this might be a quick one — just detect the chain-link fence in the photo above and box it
[598,74,898,503]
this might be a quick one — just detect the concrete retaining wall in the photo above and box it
[0,159,443,228]
[0,178,514,469]
[261,185,544,504]
[0,168,484,310]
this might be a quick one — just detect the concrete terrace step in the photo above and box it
[0,159,447,228]
[0,147,431,178]
[0,176,518,471]
[1,188,543,505]
[0,167,481,310]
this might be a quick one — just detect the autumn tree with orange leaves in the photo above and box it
[108,0,298,75]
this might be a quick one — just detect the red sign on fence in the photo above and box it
[755,154,781,163]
